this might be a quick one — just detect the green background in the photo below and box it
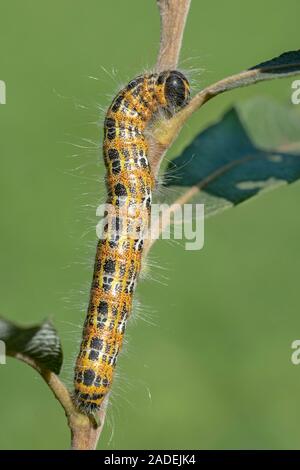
[1,0,300,450]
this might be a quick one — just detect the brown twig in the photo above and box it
[13,353,74,417]
[69,396,109,451]
[11,351,107,450]
[156,0,191,72]
[148,0,191,177]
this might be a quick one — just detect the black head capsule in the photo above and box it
[159,70,190,114]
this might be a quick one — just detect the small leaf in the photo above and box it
[0,317,63,374]
[250,50,300,76]
[210,50,300,94]
[164,99,300,217]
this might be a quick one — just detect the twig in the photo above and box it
[70,397,109,451]
[156,0,191,72]
[11,352,107,450]
[13,353,74,417]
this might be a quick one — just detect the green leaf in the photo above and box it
[250,50,300,75]
[210,50,300,95]
[164,99,300,217]
[0,317,63,374]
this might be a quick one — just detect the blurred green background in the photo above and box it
[1,0,300,450]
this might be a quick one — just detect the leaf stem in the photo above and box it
[156,0,191,72]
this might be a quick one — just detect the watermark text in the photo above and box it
[291,80,300,105]
[0,80,6,104]
[96,203,204,251]
[0,340,6,364]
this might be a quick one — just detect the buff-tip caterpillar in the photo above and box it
[73,70,190,414]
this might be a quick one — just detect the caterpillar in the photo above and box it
[73,70,190,414]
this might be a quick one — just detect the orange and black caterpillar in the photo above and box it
[73,70,190,413]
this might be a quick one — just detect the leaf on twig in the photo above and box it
[250,50,300,76]
[0,317,63,374]
[209,50,300,95]
[164,98,300,217]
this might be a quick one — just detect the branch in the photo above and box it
[156,0,191,72]
[147,0,192,178]
[70,397,109,451]
[13,353,74,417]
[11,352,107,450]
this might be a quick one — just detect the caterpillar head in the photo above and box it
[158,70,190,114]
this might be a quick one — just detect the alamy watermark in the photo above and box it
[0,340,6,364]
[291,80,300,105]
[291,340,300,365]
[96,203,205,251]
[0,80,6,104]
